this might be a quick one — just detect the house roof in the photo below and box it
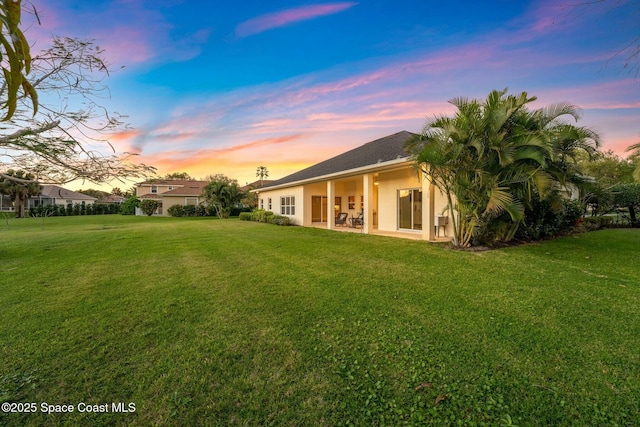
[137,179,203,186]
[40,185,98,201]
[241,179,275,191]
[260,131,418,189]
[161,182,208,196]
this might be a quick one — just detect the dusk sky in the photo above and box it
[24,0,640,188]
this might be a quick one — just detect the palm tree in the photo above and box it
[256,166,269,187]
[407,89,600,246]
[203,177,244,219]
[626,142,640,182]
[0,170,42,218]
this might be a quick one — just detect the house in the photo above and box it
[27,185,97,209]
[135,179,209,216]
[253,131,452,241]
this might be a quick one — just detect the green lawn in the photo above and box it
[1,215,639,426]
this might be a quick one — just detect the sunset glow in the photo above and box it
[23,0,640,189]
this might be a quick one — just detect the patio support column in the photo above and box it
[327,180,334,230]
[422,169,435,241]
[363,174,374,234]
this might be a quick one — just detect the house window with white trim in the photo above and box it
[185,197,198,205]
[280,196,295,215]
[151,185,158,194]
[259,198,264,209]
[268,197,272,210]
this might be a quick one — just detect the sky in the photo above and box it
[23,0,640,189]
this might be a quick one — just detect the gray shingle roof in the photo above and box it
[40,185,98,201]
[262,131,417,189]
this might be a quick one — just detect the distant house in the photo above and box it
[253,131,453,241]
[135,179,209,216]
[240,179,274,192]
[27,185,97,209]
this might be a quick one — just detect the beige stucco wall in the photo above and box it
[136,184,175,197]
[376,168,422,233]
[256,185,304,225]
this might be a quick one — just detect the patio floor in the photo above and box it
[310,222,451,242]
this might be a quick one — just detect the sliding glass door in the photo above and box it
[311,196,328,222]
[398,189,422,230]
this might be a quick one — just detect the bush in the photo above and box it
[183,205,197,217]
[167,204,185,217]
[230,207,252,217]
[241,210,291,226]
[583,216,614,230]
[139,199,159,216]
[516,198,584,241]
[121,196,140,215]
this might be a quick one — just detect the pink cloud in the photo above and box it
[236,2,357,37]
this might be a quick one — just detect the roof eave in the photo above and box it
[253,157,414,193]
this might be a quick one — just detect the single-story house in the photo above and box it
[135,179,209,216]
[28,185,97,209]
[253,131,453,241]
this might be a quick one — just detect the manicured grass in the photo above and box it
[1,215,639,426]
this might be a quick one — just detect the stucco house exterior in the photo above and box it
[253,131,453,241]
[135,179,209,216]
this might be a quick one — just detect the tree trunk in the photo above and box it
[14,194,25,218]
[628,205,636,223]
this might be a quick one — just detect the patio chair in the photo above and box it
[350,212,364,228]
[335,212,349,227]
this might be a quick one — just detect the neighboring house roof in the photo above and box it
[137,179,204,186]
[39,185,98,202]
[137,180,209,198]
[241,179,275,191]
[162,181,208,196]
[260,131,418,189]
[102,194,126,203]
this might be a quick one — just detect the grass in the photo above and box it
[1,215,639,426]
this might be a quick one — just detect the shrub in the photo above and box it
[516,198,584,241]
[167,204,185,217]
[268,215,291,226]
[242,210,291,226]
[139,199,159,216]
[183,205,197,217]
[121,196,140,215]
[583,216,614,230]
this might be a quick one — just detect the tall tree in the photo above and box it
[164,172,192,180]
[202,175,244,219]
[256,166,269,187]
[407,89,600,247]
[0,169,41,217]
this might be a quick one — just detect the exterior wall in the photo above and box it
[376,168,422,233]
[255,164,455,241]
[136,184,175,197]
[256,185,304,226]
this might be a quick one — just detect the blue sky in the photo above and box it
[25,0,640,186]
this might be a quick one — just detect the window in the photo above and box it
[348,195,355,210]
[168,186,173,191]
[268,197,272,210]
[360,195,364,210]
[259,198,264,209]
[280,196,295,215]
[151,185,158,194]
[185,197,198,205]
